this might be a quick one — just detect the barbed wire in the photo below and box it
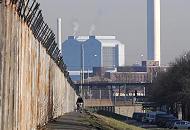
[8,0,76,90]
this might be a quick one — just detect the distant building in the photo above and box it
[76,36,125,68]
[109,72,148,83]
[84,61,169,84]
[62,36,125,81]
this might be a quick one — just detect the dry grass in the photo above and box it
[79,112,145,130]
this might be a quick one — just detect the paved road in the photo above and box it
[40,112,98,130]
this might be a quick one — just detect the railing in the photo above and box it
[8,0,75,89]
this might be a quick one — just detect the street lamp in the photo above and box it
[140,54,144,61]
[88,54,97,81]
[80,43,85,96]
[140,54,144,66]
[184,54,187,58]
[91,54,97,69]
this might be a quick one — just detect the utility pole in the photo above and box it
[80,43,84,96]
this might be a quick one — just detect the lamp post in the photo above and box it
[140,54,144,61]
[80,43,84,96]
[87,54,97,83]
[183,54,187,58]
[92,54,97,69]
[140,54,144,66]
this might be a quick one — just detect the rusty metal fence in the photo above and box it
[0,0,77,130]
[6,0,74,87]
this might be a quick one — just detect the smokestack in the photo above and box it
[147,0,160,65]
[57,18,62,50]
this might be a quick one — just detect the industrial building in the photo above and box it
[84,60,168,84]
[76,36,125,68]
[62,35,125,80]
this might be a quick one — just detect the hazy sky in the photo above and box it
[38,0,190,66]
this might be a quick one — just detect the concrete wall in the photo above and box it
[0,2,77,130]
[115,105,143,117]
[85,99,113,107]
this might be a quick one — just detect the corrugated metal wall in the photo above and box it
[0,1,77,130]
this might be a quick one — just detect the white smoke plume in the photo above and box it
[72,21,79,36]
[89,24,95,36]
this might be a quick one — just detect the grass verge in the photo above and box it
[79,111,145,130]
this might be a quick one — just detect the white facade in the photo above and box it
[76,36,125,67]
[147,0,160,65]
[96,36,125,67]
[118,43,125,66]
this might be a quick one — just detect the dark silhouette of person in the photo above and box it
[76,95,83,104]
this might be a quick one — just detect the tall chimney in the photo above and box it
[147,0,160,65]
[57,18,62,51]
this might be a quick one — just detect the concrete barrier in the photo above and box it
[115,105,143,117]
[85,99,113,107]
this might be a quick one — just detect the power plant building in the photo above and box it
[62,36,125,80]
[77,36,125,68]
